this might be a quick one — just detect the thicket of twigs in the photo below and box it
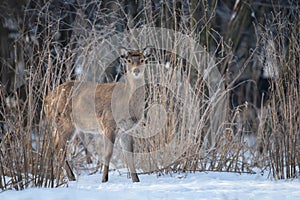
[0,0,299,191]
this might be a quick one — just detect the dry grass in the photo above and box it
[0,1,299,191]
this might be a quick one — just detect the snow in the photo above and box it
[1,171,300,200]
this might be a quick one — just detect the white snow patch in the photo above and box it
[1,171,300,200]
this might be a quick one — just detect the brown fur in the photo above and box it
[44,47,152,182]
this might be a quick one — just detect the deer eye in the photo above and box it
[140,59,144,63]
[127,58,132,63]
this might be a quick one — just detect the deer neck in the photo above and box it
[125,75,145,94]
[125,75,145,122]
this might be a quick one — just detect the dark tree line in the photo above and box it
[1,0,298,93]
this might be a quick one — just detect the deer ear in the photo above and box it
[143,47,152,58]
[119,47,129,58]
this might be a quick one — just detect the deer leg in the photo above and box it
[120,133,139,182]
[77,132,93,164]
[102,131,115,182]
[85,148,93,164]
[54,122,76,181]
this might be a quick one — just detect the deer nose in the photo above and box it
[133,68,140,75]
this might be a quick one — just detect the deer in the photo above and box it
[44,47,152,182]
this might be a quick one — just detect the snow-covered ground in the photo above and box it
[1,171,300,200]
